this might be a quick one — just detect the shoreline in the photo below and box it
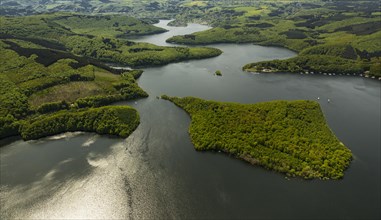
[244,69,381,81]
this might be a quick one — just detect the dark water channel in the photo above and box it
[1,20,380,220]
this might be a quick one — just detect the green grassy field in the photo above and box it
[163,96,353,180]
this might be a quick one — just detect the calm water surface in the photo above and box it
[1,20,380,220]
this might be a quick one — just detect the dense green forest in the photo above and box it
[165,1,381,77]
[162,96,353,179]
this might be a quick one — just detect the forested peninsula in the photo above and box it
[162,96,353,179]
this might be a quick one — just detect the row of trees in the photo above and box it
[21,106,140,140]
[163,96,353,179]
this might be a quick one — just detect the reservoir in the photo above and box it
[1,20,380,219]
